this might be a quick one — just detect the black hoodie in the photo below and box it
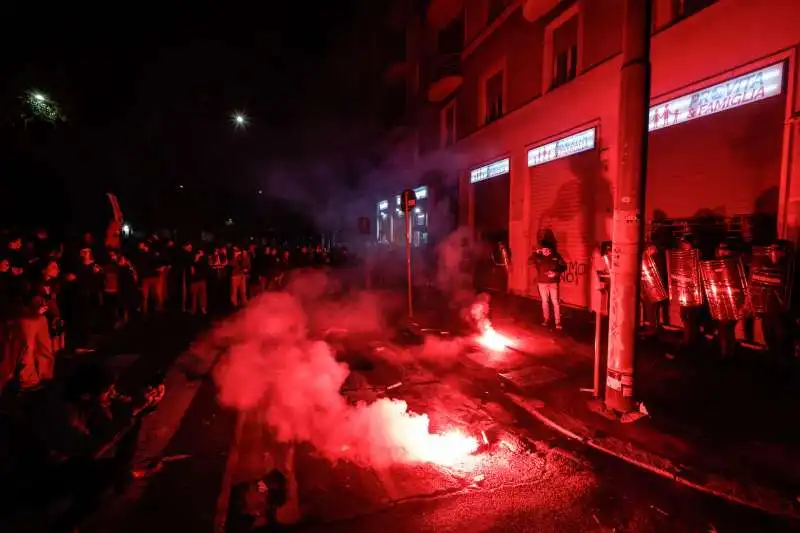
[529,245,567,284]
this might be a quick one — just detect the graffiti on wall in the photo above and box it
[560,260,589,285]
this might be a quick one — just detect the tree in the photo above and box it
[18,90,67,127]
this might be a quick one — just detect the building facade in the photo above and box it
[369,0,800,312]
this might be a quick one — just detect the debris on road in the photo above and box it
[651,504,670,516]
[162,453,192,463]
[131,460,164,479]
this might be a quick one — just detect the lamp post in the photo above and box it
[231,112,249,129]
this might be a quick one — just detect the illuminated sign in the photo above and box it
[649,62,783,132]
[470,158,510,184]
[377,200,388,211]
[527,127,596,168]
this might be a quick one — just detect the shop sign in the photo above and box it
[470,157,510,184]
[649,62,783,132]
[527,127,596,168]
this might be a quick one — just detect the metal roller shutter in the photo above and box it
[474,173,510,238]
[473,174,510,292]
[648,93,785,333]
[528,152,597,308]
[647,93,785,220]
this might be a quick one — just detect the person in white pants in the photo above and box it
[529,241,567,330]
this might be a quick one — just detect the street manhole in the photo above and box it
[499,365,565,389]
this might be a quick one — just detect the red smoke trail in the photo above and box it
[208,274,477,469]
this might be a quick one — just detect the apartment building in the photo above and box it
[369,0,800,312]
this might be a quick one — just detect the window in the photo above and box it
[487,0,511,24]
[484,70,504,124]
[674,0,717,18]
[655,0,717,29]
[438,15,464,55]
[441,101,456,148]
[551,15,578,89]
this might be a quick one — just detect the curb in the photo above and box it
[505,393,800,520]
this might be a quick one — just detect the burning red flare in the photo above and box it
[373,400,478,466]
[469,296,514,352]
[418,429,480,466]
[476,323,514,351]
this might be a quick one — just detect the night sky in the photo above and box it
[1,2,383,237]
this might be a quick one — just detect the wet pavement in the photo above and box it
[68,318,799,533]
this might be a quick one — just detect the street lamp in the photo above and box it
[231,112,249,129]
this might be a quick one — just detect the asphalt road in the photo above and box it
[67,313,799,533]
[220,331,798,533]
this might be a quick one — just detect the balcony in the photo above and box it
[523,0,560,22]
[426,54,463,103]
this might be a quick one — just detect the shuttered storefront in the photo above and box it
[470,158,511,292]
[646,61,787,330]
[527,127,601,308]
[647,75,785,221]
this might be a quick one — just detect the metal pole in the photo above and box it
[405,204,414,317]
[605,0,652,413]
[593,300,603,399]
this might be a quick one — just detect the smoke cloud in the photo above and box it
[434,227,479,306]
[208,271,477,469]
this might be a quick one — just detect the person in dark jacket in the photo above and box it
[135,241,163,316]
[38,258,65,353]
[117,251,139,324]
[229,246,249,308]
[64,247,104,353]
[102,250,127,330]
[529,240,567,329]
[188,249,209,315]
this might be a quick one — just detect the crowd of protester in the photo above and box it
[0,227,350,394]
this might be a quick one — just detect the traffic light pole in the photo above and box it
[405,202,414,318]
[605,0,652,413]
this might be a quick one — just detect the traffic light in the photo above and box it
[401,189,417,211]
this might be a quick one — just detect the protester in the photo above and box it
[188,248,209,315]
[0,229,344,395]
[529,240,567,330]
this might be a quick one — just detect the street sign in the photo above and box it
[357,216,371,235]
[400,189,416,317]
[401,189,417,211]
